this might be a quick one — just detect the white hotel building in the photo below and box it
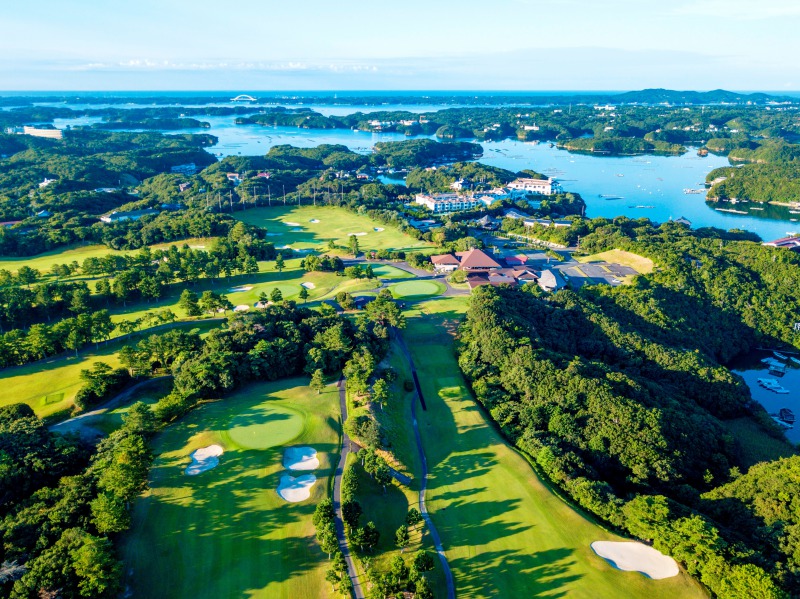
[414,192,485,213]
[507,177,557,196]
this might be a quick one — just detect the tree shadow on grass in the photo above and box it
[450,547,581,598]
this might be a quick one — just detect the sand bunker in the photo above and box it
[229,285,253,293]
[591,541,679,579]
[185,445,223,476]
[289,228,303,233]
[285,221,301,226]
[310,219,320,223]
[277,474,317,502]
[374,227,385,232]
[284,446,319,471]
[301,282,316,289]
[233,304,250,312]
[348,232,367,236]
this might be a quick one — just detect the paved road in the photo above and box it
[395,333,457,599]
[50,376,172,439]
[333,378,365,599]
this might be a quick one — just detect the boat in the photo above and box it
[790,357,800,366]
[773,386,790,394]
[750,207,764,211]
[758,377,780,388]
[774,351,788,360]
[616,174,624,177]
[599,194,624,200]
[715,208,748,215]
[771,416,793,429]
[779,408,796,425]
[790,210,800,215]
[683,188,706,194]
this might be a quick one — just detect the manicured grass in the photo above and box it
[0,321,221,418]
[722,417,798,469]
[388,280,445,299]
[224,403,305,450]
[345,344,448,597]
[233,205,435,253]
[575,249,654,274]
[0,347,123,418]
[368,264,416,280]
[0,238,217,275]
[401,297,706,598]
[122,378,341,599]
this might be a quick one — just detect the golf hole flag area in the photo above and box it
[122,379,340,599]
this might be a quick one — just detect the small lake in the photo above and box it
[734,354,800,444]
[48,106,800,241]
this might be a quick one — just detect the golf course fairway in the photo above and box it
[403,298,706,598]
[122,379,341,599]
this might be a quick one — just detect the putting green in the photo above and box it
[389,280,445,299]
[122,379,341,598]
[226,404,305,449]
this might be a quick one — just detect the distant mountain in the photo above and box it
[610,88,795,105]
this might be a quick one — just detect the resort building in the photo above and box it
[430,254,461,272]
[538,269,567,292]
[522,218,573,228]
[508,177,557,196]
[763,236,800,253]
[415,192,484,213]
[456,248,503,271]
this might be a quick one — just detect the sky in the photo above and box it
[1,0,798,91]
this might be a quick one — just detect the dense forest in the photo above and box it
[457,221,800,597]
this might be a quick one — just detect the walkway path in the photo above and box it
[50,376,171,439]
[333,378,365,599]
[395,332,457,599]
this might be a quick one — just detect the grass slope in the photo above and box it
[233,205,435,253]
[403,296,706,598]
[122,378,341,599]
[576,249,655,274]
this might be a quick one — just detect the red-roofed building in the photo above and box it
[430,254,461,272]
[504,254,528,266]
[764,236,800,252]
[455,248,502,271]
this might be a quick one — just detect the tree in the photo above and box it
[406,508,423,528]
[310,369,326,394]
[270,287,283,303]
[90,492,130,534]
[349,234,360,257]
[91,309,115,348]
[365,264,375,279]
[362,521,380,553]
[371,378,390,410]
[411,550,435,577]
[415,576,434,599]
[179,289,202,317]
[123,402,157,435]
[275,253,285,272]
[395,524,410,552]
[342,500,362,530]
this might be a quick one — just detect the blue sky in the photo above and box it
[1,0,798,91]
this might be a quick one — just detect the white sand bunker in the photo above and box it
[591,541,679,579]
[348,232,367,236]
[301,282,316,289]
[284,446,319,471]
[374,227,384,232]
[229,285,253,293]
[233,304,250,312]
[185,445,223,476]
[309,219,320,223]
[285,221,301,226]
[277,474,317,502]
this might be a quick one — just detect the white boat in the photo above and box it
[762,358,781,366]
[790,357,800,366]
[773,387,790,394]
[771,416,793,429]
[774,352,788,360]
[758,378,779,387]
